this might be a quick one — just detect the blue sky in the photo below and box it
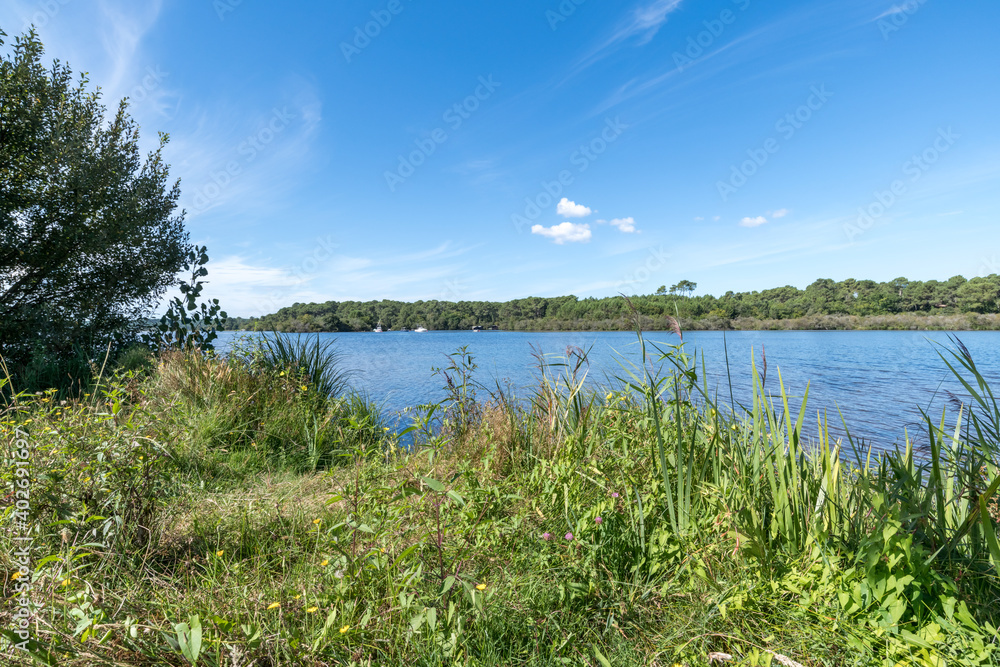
[3,0,999,316]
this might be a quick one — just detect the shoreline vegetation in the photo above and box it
[2,330,999,665]
[222,276,1000,333]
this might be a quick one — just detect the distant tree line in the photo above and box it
[222,275,1000,332]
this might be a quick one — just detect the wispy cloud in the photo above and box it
[568,0,684,76]
[612,0,684,46]
[204,241,484,315]
[874,5,910,20]
[740,216,768,228]
[95,0,164,100]
[170,81,324,219]
[602,217,638,233]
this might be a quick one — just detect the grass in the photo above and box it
[1,330,999,666]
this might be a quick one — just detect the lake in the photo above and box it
[214,329,1000,455]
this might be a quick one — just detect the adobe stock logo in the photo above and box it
[20,0,72,31]
[340,0,413,63]
[843,127,959,242]
[191,107,295,212]
[214,0,243,20]
[384,76,501,192]
[716,85,832,202]
[617,246,671,295]
[877,0,930,40]
[672,0,752,72]
[546,0,588,31]
[511,117,628,232]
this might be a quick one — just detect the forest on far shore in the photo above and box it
[223,275,1000,332]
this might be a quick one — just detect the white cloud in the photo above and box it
[556,198,592,218]
[694,216,704,221]
[609,217,638,233]
[531,222,592,244]
[771,208,789,218]
[739,216,768,228]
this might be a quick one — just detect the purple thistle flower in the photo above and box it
[611,492,620,498]
[595,516,603,525]
[565,532,573,541]
[542,532,552,541]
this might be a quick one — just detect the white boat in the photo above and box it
[414,326,428,332]
[373,319,384,333]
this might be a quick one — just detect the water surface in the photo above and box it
[214,329,1000,454]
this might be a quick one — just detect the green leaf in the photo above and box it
[422,477,446,493]
[175,614,202,665]
[593,646,612,667]
[981,495,1000,568]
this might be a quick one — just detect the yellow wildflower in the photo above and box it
[605,392,613,401]
[267,602,281,610]
[216,550,224,557]
[339,625,350,634]
[61,579,71,586]
[321,559,329,566]
[476,583,487,591]
[11,572,22,580]
[293,594,301,600]
[313,518,322,525]
[306,606,319,613]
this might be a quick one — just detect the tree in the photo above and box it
[957,276,1000,314]
[0,29,189,369]
[670,280,697,297]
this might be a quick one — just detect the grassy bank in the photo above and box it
[2,334,999,666]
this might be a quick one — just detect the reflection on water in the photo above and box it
[214,329,1000,456]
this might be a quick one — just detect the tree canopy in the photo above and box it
[225,275,1000,333]
[0,29,189,369]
